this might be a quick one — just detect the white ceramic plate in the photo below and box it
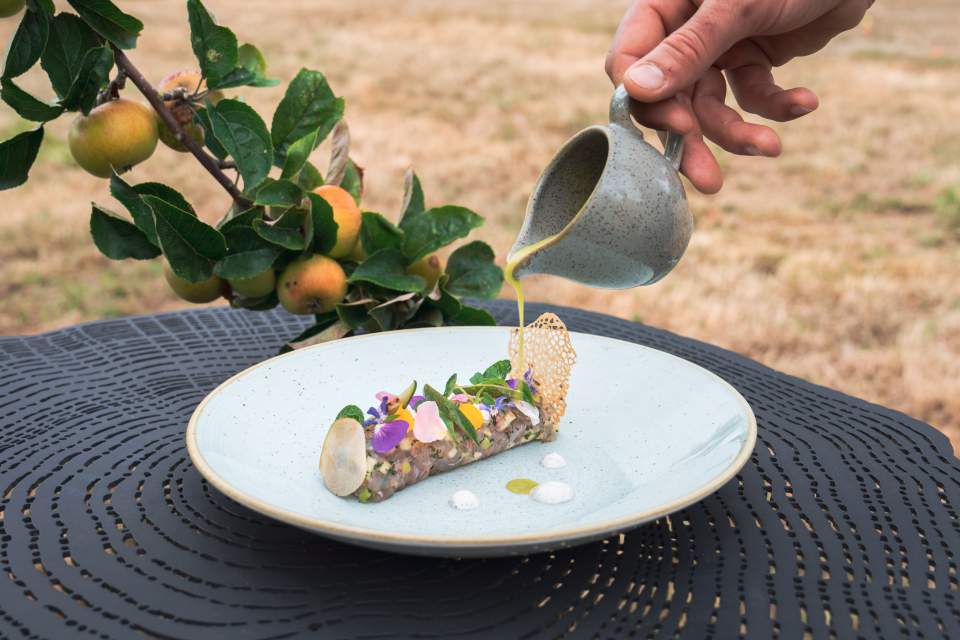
[187,326,756,557]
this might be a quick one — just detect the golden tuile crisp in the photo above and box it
[508,313,576,439]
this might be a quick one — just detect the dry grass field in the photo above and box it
[2,1,958,451]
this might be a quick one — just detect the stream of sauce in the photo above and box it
[503,235,560,367]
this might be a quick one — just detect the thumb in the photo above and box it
[624,1,749,101]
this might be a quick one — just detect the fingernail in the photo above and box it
[627,63,665,91]
[790,105,813,117]
[744,145,762,156]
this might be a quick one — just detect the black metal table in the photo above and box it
[1,301,958,640]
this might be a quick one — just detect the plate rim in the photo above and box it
[185,326,757,550]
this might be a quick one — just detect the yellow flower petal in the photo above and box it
[459,403,484,430]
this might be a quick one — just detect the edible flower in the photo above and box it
[459,403,484,430]
[513,400,540,425]
[375,391,397,415]
[372,420,409,453]
[408,395,426,410]
[506,378,518,390]
[449,393,470,403]
[393,406,414,430]
[413,401,447,443]
[523,368,539,395]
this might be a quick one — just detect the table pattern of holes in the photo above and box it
[1,301,959,640]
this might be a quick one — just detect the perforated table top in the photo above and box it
[1,301,959,639]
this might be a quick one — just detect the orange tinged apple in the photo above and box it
[277,255,348,314]
[313,185,361,259]
[68,99,159,178]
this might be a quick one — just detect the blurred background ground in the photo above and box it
[1,1,958,452]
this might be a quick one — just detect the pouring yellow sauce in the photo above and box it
[503,235,560,368]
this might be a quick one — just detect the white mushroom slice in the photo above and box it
[319,418,368,496]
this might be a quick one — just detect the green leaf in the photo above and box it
[336,405,365,423]
[405,306,444,328]
[429,280,462,318]
[280,128,318,179]
[400,205,484,263]
[218,205,262,232]
[194,107,228,160]
[443,373,458,396]
[399,170,425,224]
[253,208,306,250]
[518,380,536,405]
[3,7,49,79]
[348,249,425,293]
[41,13,102,98]
[89,204,160,260]
[28,0,55,14]
[0,126,43,190]
[306,192,337,254]
[481,360,511,381]
[132,182,195,215]
[0,77,62,121]
[297,161,324,190]
[450,305,497,327]
[360,211,404,255]
[424,383,479,444]
[186,0,236,85]
[59,45,113,115]
[340,157,363,204]
[444,240,503,300]
[208,98,272,190]
[423,385,460,442]
[66,0,142,50]
[214,247,280,280]
[270,69,343,164]
[147,195,226,282]
[335,301,370,329]
[253,178,304,208]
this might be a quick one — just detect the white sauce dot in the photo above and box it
[449,489,479,511]
[530,481,574,505]
[540,452,567,469]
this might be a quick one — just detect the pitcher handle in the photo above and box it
[610,84,684,171]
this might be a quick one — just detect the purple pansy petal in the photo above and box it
[363,418,377,427]
[372,420,409,453]
[366,406,381,420]
[506,378,518,390]
[408,395,426,409]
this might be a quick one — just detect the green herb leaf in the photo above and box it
[0,77,62,121]
[147,195,226,282]
[444,240,503,300]
[444,373,458,396]
[423,385,460,442]
[208,98,273,190]
[306,192,338,255]
[252,208,306,250]
[483,360,512,381]
[348,249,425,293]
[336,405,365,424]
[3,7,49,79]
[399,170,425,224]
[270,69,343,165]
[186,0,236,85]
[41,13,102,98]
[0,126,43,190]
[400,205,484,263]
[360,211,404,255]
[450,305,497,327]
[89,204,160,260]
[66,0,142,50]
[519,381,536,404]
[253,178,304,208]
[59,45,113,115]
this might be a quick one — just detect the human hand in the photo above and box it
[605,0,872,193]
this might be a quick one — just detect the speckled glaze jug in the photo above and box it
[507,85,692,288]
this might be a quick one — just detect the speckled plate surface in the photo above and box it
[186,326,756,557]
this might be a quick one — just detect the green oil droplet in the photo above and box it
[506,478,539,494]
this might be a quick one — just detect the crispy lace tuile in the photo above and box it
[508,313,576,436]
